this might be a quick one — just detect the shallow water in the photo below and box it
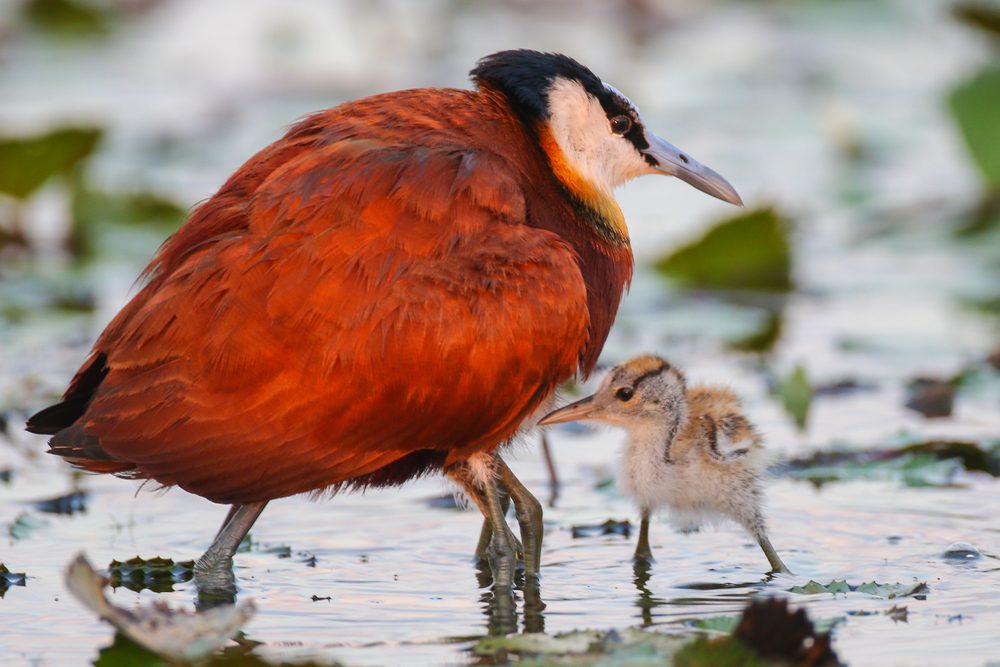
[2,1,1000,666]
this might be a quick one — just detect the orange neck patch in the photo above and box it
[536,124,629,245]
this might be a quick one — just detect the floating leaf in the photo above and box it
[107,556,194,593]
[777,364,811,432]
[950,67,1000,188]
[8,511,49,540]
[677,599,841,667]
[0,563,27,597]
[854,581,929,599]
[472,628,690,664]
[0,127,102,200]
[790,580,851,595]
[654,207,793,292]
[787,450,963,487]
[692,615,740,634]
[32,490,88,515]
[899,440,1000,476]
[571,519,632,538]
[790,580,928,599]
[674,635,768,667]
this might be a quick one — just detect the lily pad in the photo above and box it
[107,556,195,593]
[32,490,88,515]
[0,563,27,597]
[472,628,690,665]
[7,511,50,540]
[0,127,101,200]
[950,66,1000,188]
[786,450,964,487]
[692,615,740,634]
[571,519,632,538]
[654,207,793,292]
[790,580,928,599]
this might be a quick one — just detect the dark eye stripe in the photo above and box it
[633,361,670,388]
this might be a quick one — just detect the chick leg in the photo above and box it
[496,457,543,574]
[195,501,268,597]
[634,509,654,562]
[756,533,791,575]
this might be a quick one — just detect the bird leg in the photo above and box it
[495,457,543,575]
[756,533,791,575]
[195,501,268,598]
[634,509,654,563]
[473,489,515,562]
[481,466,518,588]
[449,461,523,565]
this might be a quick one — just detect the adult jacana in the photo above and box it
[539,355,790,574]
[27,50,742,594]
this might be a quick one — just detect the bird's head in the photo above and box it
[539,354,688,429]
[472,50,742,242]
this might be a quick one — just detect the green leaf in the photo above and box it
[854,581,929,599]
[787,451,963,487]
[693,615,740,634]
[950,66,1000,188]
[778,364,811,432]
[790,580,928,599]
[23,0,110,37]
[674,635,769,667]
[7,511,49,540]
[93,633,171,667]
[654,207,793,292]
[0,127,102,199]
[472,628,691,664]
[0,563,27,597]
[790,580,851,595]
[107,556,195,593]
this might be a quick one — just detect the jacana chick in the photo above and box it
[540,354,790,574]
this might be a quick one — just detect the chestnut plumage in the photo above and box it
[27,50,742,591]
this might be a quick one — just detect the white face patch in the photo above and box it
[545,78,652,196]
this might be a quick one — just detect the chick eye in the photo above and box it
[609,116,632,135]
[615,387,634,401]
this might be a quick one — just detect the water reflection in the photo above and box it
[632,559,664,626]
[475,562,545,635]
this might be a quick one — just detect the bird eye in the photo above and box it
[609,116,632,135]
[615,387,634,401]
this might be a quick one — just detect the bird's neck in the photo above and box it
[534,123,629,246]
[477,86,634,376]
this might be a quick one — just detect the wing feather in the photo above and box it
[74,137,589,504]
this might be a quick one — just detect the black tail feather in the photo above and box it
[26,352,108,435]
